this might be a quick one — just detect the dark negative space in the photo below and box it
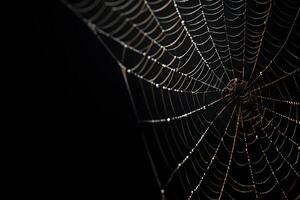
[28,1,158,199]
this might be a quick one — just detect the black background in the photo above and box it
[17,1,159,199]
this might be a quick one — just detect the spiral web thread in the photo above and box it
[62,0,300,199]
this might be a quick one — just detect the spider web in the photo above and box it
[62,0,300,199]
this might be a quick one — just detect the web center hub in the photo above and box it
[222,78,256,108]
